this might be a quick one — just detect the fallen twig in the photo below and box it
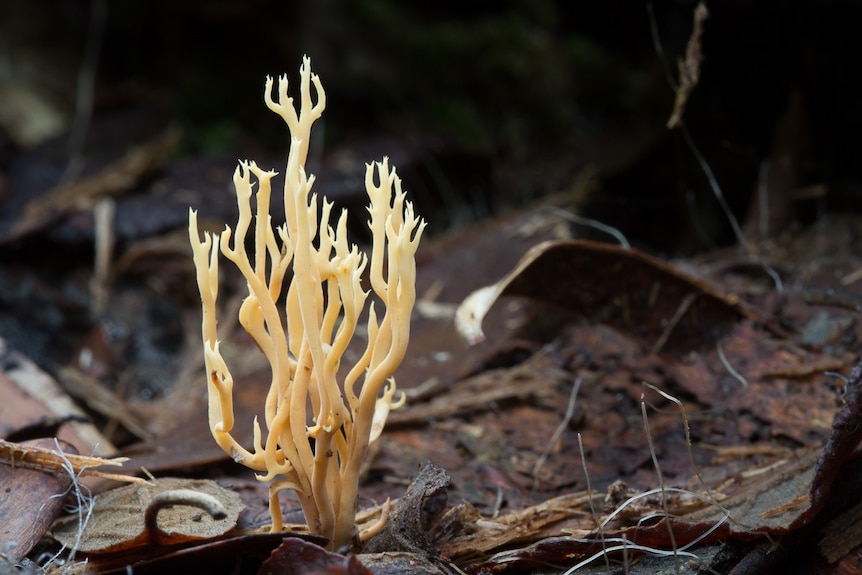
[0,438,144,483]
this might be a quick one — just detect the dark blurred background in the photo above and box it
[1,0,861,398]
[3,0,858,252]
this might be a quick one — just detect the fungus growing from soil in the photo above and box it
[188,56,425,549]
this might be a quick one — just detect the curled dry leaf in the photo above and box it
[456,240,776,354]
[51,477,243,553]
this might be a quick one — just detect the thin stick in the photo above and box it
[533,377,582,487]
[42,438,96,569]
[642,383,769,543]
[602,486,712,529]
[648,2,784,293]
[548,208,631,249]
[642,384,728,514]
[63,0,107,183]
[641,393,680,572]
[578,433,609,570]
[652,292,698,354]
[622,533,630,575]
[492,486,504,519]
[561,543,699,574]
[91,197,115,315]
[678,102,784,293]
[716,342,749,388]
[0,438,142,483]
[646,4,678,91]
[758,160,771,237]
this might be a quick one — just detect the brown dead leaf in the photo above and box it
[0,438,75,562]
[807,359,862,524]
[260,538,372,575]
[388,347,569,425]
[0,336,116,456]
[455,450,819,573]
[359,552,450,574]
[437,492,596,563]
[118,381,261,474]
[51,477,243,553]
[79,532,324,575]
[820,499,862,564]
[5,127,180,243]
[685,445,820,532]
[58,366,154,441]
[456,240,778,354]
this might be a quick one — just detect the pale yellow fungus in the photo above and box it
[188,56,425,549]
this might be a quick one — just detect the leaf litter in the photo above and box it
[2,12,861,570]
[0,172,859,573]
[2,202,860,573]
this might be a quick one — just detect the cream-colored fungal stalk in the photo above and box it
[188,56,425,550]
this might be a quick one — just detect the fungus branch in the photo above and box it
[188,56,425,549]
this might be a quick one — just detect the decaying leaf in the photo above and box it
[820,499,862,564]
[684,445,820,532]
[436,492,596,563]
[456,240,778,353]
[260,538,372,575]
[4,127,181,243]
[807,359,862,521]
[359,552,449,575]
[420,444,826,572]
[0,438,75,562]
[387,347,569,425]
[0,336,116,457]
[58,366,154,441]
[51,477,243,553]
[79,532,324,575]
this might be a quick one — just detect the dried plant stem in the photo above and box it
[0,438,140,483]
[578,433,609,570]
[532,377,582,486]
[716,342,749,388]
[640,394,680,572]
